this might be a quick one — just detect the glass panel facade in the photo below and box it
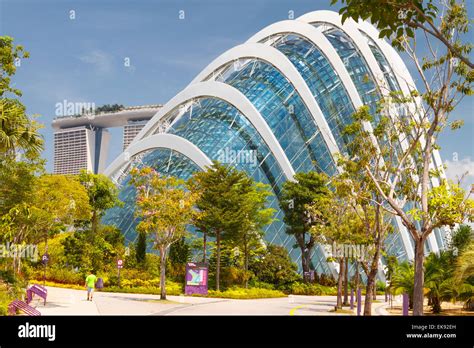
[270,33,357,152]
[315,24,380,122]
[210,59,337,176]
[359,30,401,93]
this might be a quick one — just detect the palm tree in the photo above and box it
[455,242,474,310]
[390,261,415,309]
[424,251,454,313]
[0,98,43,159]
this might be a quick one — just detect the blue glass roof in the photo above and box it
[213,59,337,176]
[271,33,357,153]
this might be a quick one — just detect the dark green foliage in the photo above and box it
[94,104,124,114]
[62,232,86,269]
[449,224,473,254]
[280,171,331,274]
[135,231,147,265]
[62,225,124,272]
[169,237,190,265]
[249,244,300,289]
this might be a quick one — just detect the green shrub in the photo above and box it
[249,244,301,287]
[31,266,84,285]
[288,282,337,296]
[376,280,387,292]
[0,286,11,316]
[203,287,286,299]
[248,280,275,290]
[319,274,337,287]
[29,280,84,291]
[105,280,182,296]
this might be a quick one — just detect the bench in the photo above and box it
[26,284,47,305]
[8,299,41,316]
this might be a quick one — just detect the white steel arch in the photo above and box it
[247,20,365,109]
[119,81,295,180]
[188,42,341,158]
[104,133,212,178]
[297,10,390,93]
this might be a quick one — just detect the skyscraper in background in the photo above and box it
[52,105,162,174]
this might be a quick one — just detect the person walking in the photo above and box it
[85,270,97,301]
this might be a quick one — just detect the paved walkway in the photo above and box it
[29,286,394,316]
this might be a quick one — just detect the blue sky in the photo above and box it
[1,0,472,186]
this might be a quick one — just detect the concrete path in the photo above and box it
[30,287,221,316]
[29,286,393,316]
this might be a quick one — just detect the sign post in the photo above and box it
[357,288,362,316]
[402,293,409,316]
[117,259,123,287]
[185,262,208,295]
[42,253,49,287]
[350,288,354,310]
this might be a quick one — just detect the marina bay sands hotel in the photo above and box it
[52,105,162,174]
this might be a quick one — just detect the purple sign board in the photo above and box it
[185,262,208,295]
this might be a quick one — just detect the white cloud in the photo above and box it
[79,50,113,74]
[444,157,474,188]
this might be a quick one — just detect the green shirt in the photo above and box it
[86,274,97,288]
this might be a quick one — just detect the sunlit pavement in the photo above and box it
[29,286,391,316]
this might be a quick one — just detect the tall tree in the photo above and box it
[34,174,91,249]
[78,170,121,236]
[280,171,332,278]
[1,175,91,273]
[188,161,251,291]
[334,144,395,315]
[332,0,473,316]
[130,167,197,300]
[309,194,365,309]
[233,181,275,288]
[0,156,44,216]
[0,36,29,97]
[0,36,43,159]
[0,36,44,278]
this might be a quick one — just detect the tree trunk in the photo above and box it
[413,238,425,315]
[364,276,375,316]
[244,235,249,289]
[301,250,309,277]
[354,261,359,292]
[203,231,207,263]
[305,249,311,277]
[432,296,441,313]
[160,246,167,300]
[216,231,221,291]
[343,257,349,306]
[296,234,310,280]
[364,239,381,316]
[336,258,344,309]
